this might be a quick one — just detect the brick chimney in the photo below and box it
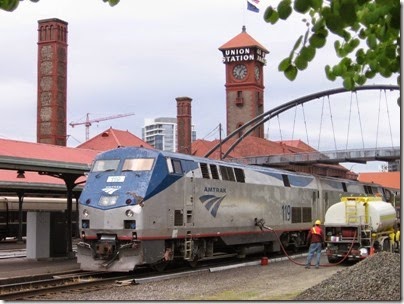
[176,97,192,154]
[37,18,68,146]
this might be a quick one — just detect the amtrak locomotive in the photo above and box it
[76,146,390,272]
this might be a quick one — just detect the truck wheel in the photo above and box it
[382,239,391,252]
[327,256,341,264]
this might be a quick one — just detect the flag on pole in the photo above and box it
[247,0,259,13]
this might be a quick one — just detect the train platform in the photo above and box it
[0,239,81,282]
[0,256,80,282]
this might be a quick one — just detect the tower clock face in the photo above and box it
[255,65,260,80]
[233,64,247,80]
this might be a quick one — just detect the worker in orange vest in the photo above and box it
[305,220,324,269]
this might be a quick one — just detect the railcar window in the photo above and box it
[234,168,245,183]
[122,158,154,171]
[210,164,220,180]
[364,185,372,194]
[200,163,210,179]
[92,159,120,172]
[282,175,290,187]
[342,182,347,192]
[220,166,235,181]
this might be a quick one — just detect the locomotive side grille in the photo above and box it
[291,207,312,223]
[174,210,183,226]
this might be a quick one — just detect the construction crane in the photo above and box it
[69,112,135,141]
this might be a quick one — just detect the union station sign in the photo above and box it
[222,47,266,65]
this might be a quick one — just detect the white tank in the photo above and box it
[324,198,396,232]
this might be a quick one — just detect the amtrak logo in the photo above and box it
[199,195,226,217]
[102,186,121,194]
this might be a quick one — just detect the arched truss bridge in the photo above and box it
[204,84,400,167]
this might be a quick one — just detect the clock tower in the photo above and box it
[219,26,269,138]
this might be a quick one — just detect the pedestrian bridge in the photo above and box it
[229,146,400,167]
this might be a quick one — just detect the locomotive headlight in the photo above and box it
[82,209,89,217]
[125,209,134,217]
[98,196,118,206]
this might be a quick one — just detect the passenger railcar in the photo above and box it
[0,197,78,241]
[76,146,391,272]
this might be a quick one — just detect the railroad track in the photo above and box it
[0,270,139,301]
[0,249,308,300]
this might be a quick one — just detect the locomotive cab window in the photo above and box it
[166,158,183,175]
[92,159,120,172]
[200,163,210,179]
[122,158,154,171]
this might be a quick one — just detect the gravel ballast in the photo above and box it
[295,251,401,301]
[42,252,400,301]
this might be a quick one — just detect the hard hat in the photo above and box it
[315,220,321,225]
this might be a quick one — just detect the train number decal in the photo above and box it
[282,204,291,222]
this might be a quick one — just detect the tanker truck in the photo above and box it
[324,196,397,263]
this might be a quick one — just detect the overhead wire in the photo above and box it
[355,92,365,150]
[317,96,325,150]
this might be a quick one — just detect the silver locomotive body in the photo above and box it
[77,147,384,272]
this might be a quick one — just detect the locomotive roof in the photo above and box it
[96,146,371,184]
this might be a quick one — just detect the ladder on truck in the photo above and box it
[359,224,373,247]
[345,200,359,224]
[344,198,372,246]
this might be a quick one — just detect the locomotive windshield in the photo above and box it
[92,159,120,172]
[122,158,154,171]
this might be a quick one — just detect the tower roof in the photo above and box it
[219,26,269,53]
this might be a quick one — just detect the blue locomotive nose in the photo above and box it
[79,147,180,210]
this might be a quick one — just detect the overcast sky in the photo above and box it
[0,0,400,172]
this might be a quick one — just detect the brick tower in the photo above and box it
[37,18,68,146]
[219,26,269,138]
[176,96,192,154]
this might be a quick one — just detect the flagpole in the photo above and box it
[242,0,246,30]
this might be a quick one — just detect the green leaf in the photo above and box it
[366,34,377,49]
[325,14,343,34]
[365,69,376,79]
[343,77,354,90]
[294,0,310,13]
[284,65,298,81]
[277,0,292,20]
[385,45,396,59]
[107,0,120,6]
[295,55,308,70]
[349,38,360,50]
[340,2,357,25]
[355,74,367,86]
[300,46,316,62]
[0,0,19,11]
[291,35,303,53]
[264,6,279,24]
[309,33,326,48]
[355,48,366,64]
[278,57,291,72]
[325,65,337,81]
[309,0,322,10]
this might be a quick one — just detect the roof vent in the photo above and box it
[101,132,109,137]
